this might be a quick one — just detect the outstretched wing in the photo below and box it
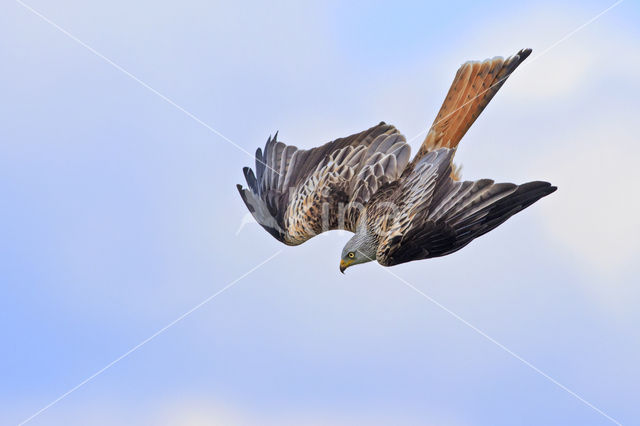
[375,148,556,266]
[237,122,411,245]
[413,49,532,162]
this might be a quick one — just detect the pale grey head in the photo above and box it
[339,225,378,273]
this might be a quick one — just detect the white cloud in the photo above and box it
[535,118,640,272]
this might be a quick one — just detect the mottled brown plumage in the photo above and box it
[237,48,556,271]
[238,123,411,245]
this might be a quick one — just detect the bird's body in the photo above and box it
[237,48,557,272]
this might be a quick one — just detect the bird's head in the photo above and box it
[339,233,376,273]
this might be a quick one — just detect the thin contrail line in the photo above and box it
[15,0,624,171]
[18,250,282,426]
[406,0,625,144]
[350,246,621,425]
[15,0,281,176]
[534,0,624,59]
[380,265,622,425]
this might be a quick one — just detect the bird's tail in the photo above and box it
[414,48,532,168]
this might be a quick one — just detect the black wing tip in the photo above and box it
[516,180,558,197]
[261,131,280,170]
[510,181,557,210]
[236,183,247,201]
[236,184,258,216]
[524,180,557,193]
[241,166,258,192]
[539,182,558,198]
[265,131,280,148]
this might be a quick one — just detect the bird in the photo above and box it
[237,48,556,273]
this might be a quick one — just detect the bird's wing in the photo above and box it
[413,49,531,163]
[237,122,411,245]
[374,148,556,266]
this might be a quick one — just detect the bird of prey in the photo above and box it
[237,48,556,273]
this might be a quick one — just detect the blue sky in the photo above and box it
[1,0,639,425]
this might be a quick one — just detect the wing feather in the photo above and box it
[237,123,412,245]
[375,148,556,266]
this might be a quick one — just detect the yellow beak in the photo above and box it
[339,259,353,274]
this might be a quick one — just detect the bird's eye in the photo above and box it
[348,252,355,258]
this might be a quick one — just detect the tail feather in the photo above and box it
[414,48,532,163]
